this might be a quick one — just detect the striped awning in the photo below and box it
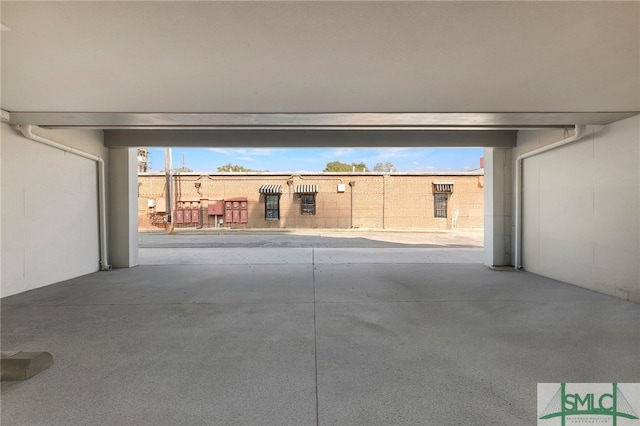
[258,184,282,194]
[433,182,454,193]
[295,184,318,194]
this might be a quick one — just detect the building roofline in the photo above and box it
[139,170,484,177]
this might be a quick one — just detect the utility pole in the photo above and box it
[164,148,174,233]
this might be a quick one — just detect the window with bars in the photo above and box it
[434,193,448,218]
[301,194,316,215]
[265,195,280,220]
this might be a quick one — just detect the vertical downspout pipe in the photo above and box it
[348,181,355,228]
[17,125,112,271]
[514,124,587,269]
[382,174,386,229]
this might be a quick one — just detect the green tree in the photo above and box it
[373,162,395,172]
[323,161,369,172]
[173,166,193,173]
[216,163,260,172]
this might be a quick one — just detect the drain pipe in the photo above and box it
[348,181,355,228]
[514,124,587,269]
[17,125,112,271]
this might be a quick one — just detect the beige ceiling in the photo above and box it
[2,1,639,116]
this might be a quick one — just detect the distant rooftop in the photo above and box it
[139,170,484,177]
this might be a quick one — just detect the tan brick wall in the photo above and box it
[138,172,484,230]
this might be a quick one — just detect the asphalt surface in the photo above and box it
[138,230,485,265]
[138,229,484,249]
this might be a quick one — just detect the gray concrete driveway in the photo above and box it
[2,230,638,425]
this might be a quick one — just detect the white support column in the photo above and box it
[483,148,512,267]
[108,148,139,268]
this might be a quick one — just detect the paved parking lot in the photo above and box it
[138,229,484,265]
[139,228,484,249]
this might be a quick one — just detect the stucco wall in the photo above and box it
[515,115,640,302]
[1,124,107,297]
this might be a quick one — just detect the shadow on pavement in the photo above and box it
[138,231,483,249]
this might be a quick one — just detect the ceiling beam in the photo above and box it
[6,112,638,129]
[104,129,516,148]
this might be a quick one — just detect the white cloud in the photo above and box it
[374,148,413,160]
[208,148,232,156]
[246,149,274,157]
[326,148,354,158]
[207,148,275,162]
[208,148,273,156]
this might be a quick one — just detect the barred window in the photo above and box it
[301,194,316,215]
[265,195,280,220]
[434,193,448,218]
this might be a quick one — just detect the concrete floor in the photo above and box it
[1,232,639,425]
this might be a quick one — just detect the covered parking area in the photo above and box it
[1,2,639,425]
[3,230,638,424]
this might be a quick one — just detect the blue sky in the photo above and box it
[146,147,484,173]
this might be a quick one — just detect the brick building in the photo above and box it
[138,171,484,230]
